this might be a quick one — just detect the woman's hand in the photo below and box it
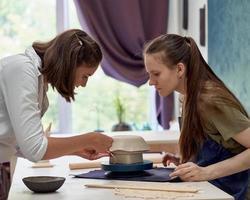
[169,162,211,181]
[43,132,113,160]
[74,132,113,160]
[73,148,110,160]
[162,152,180,166]
[86,132,113,153]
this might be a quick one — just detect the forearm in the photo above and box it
[205,148,250,180]
[42,134,91,160]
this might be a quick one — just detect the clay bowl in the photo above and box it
[109,135,149,164]
[22,176,65,193]
[110,135,149,152]
[110,151,143,164]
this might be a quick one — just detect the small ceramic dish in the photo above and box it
[22,176,65,193]
[110,135,149,152]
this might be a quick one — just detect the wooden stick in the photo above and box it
[69,162,101,170]
[32,160,54,168]
[85,183,198,193]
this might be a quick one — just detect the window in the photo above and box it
[0,0,59,131]
[0,0,56,55]
[0,0,154,134]
[68,1,151,133]
[72,69,150,133]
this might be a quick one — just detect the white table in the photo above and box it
[106,130,180,153]
[8,131,233,199]
[8,158,233,200]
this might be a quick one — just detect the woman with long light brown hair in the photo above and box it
[144,34,250,200]
[0,29,113,199]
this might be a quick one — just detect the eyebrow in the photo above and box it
[148,70,159,73]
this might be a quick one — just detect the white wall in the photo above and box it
[168,0,207,59]
[168,0,208,120]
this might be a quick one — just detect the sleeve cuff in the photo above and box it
[29,136,48,162]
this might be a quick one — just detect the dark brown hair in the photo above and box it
[32,29,102,102]
[144,34,247,162]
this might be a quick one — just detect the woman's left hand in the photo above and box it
[169,162,211,181]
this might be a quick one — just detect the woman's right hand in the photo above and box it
[86,132,113,153]
[73,148,110,160]
[162,152,180,166]
[42,132,113,160]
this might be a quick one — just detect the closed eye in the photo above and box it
[82,75,88,80]
[152,72,159,76]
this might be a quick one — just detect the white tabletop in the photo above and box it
[105,130,180,144]
[8,156,233,200]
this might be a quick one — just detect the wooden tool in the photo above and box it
[69,161,101,170]
[32,160,54,168]
[85,183,199,193]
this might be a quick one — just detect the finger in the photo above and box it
[173,160,180,166]
[93,153,110,159]
[97,153,110,157]
[179,171,195,181]
[80,152,92,160]
[175,162,194,170]
[162,156,169,163]
[162,158,167,166]
[170,166,192,177]
[85,149,97,154]
[107,151,114,157]
[163,159,176,167]
[162,154,172,165]
[87,152,106,160]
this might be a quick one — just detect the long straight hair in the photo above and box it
[33,29,102,102]
[144,34,247,162]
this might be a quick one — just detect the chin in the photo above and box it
[158,90,170,97]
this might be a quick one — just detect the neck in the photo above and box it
[176,77,186,95]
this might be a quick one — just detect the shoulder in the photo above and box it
[198,81,248,121]
[199,81,237,112]
[0,54,40,80]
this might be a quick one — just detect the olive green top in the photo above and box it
[203,104,250,154]
[202,103,250,199]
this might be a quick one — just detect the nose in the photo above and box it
[75,81,87,88]
[148,79,155,86]
[81,80,87,87]
[81,83,86,87]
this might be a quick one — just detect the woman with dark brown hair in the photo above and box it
[143,34,250,200]
[0,29,112,199]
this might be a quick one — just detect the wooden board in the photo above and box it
[85,183,199,193]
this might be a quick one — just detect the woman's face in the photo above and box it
[145,53,183,96]
[74,64,98,88]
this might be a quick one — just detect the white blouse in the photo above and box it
[0,47,48,163]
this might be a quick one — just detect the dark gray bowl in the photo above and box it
[22,176,65,193]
